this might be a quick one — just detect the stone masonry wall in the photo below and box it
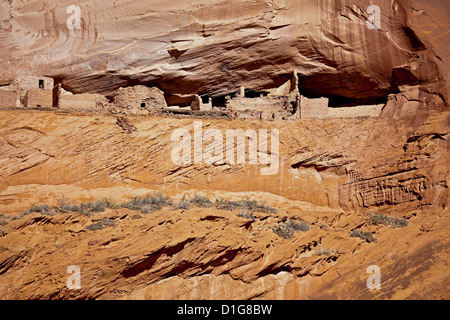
[300,96,329,119]
[0,90,18,109]
[26,89,53,108]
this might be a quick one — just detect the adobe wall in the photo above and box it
[190,95,212,111]
[12,76,54,91]
[300,96,329,119]
[327,104,385,118]
[114,85,167,110]
[227,96,289,113]
[0,90,18,109]
[59,93,98,111]
[25,89,53,108]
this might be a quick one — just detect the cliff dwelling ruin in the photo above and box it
[0,71,385,120]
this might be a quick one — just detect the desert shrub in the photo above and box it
[23,204,53,216]
[189,194,213,208]
[62,203,84,214]
[0,214,9,226]
[237,199,278,214]
[21,195,109,217]
[214,198,278,214]
[172,200,190,210]
[237,209,255,221]
[315,247,336,256]
[271,219,310,239]
[350,230,377,243]
[56,195,71,213]
[214,198,237,211]
[102,196,119,209]
[63,200,106,216]
[81,200,106,213]
[366,213,408,228]
[0,227,6,237]
[131,214,143,220]
[271,224,294,239]
[86,218,115,231]
[287,220,310,232]
[120,191,172,213]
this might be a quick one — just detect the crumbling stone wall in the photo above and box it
[113,85,167,111]
[4,76,55,108]
[226,92,299,120]
[227,96,289,112]
[190,95,212,111]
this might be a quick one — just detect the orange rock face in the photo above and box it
[0,0,448,300]
[0,0,448,105]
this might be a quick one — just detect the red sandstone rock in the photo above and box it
[0,0,448,301]
[0,1,448,106]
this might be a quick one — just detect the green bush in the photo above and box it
[350,230,377,243]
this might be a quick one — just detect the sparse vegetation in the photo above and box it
[120,191,172,213]
[237,209,255,221]
[23,204,54,216]
[58,200,106,216]
[19,192,279,225]
[22,196,112,217]
[0,227,6,237]
[271,219,310,239]
[86,218,116,231]
[366,213,408,228]
[350,230,377,243]
[172,199,191,210]
[315,247,336,256]
[214,198,278,214]
[102,195,120,209]
[189,194,213,208]
[0,214,9,226]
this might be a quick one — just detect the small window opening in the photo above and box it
[140,102,146,108]
[39,80,45,89]
[201,96,209,104]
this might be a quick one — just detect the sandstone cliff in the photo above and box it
[0,0,448,106]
